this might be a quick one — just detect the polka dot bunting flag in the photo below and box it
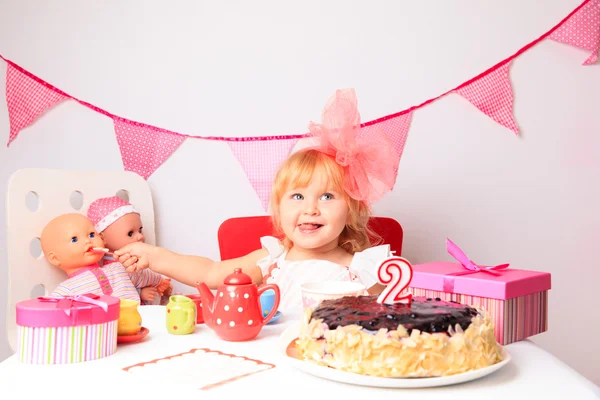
[549,0,600,65]
[113,118,187,180]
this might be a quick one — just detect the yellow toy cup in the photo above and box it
[118,299,142,336]
[166,295,196,335]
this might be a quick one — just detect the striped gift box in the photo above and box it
[16,294,120,364]
[407,262,551,345]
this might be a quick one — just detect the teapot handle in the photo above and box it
[257,284,280,325]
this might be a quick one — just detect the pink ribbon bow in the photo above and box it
[443,238,510,293]
[38,293,109,316]
[307,89,397,204]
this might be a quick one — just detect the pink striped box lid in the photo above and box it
[16,294,120,328]
[410,262,551,300]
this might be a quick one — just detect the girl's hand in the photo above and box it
[114,242,156,273]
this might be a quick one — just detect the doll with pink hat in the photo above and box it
[86,196,172,305]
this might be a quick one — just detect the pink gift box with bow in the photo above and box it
[15,294,120,364]
[407,239,551,345]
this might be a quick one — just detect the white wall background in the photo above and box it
[0,0,599,386]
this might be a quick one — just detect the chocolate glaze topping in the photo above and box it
[310,295,479,334]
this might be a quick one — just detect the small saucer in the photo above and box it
[267,311,283,324]
[118,327,149,344]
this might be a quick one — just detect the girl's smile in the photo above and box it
[297,222,324,234]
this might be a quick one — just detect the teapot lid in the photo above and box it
[223,268,253,285]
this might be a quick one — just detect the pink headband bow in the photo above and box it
[308,89,397,204]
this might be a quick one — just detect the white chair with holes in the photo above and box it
[4,168,156,353]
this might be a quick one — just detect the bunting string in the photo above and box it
[1,0,595,143]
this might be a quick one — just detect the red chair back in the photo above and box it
[217,215,403,260]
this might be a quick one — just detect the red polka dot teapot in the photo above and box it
[195,268,280,341]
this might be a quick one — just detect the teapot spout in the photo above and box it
[195,282,215,317]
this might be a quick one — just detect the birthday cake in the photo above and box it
[296,295,503,377]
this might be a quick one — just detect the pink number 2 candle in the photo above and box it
[376,257,414,305]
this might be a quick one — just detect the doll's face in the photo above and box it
[41,213,105,275]
[101,213,145,251]
[278,167,348,253]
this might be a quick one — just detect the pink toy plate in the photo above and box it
[118,327,149,344]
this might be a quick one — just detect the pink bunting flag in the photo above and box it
[549,0,600,65]
[113,118,187,179]
[360,112,413,176]
[5,64,67,146]
[455,62,518,134]
[228,137,299,211]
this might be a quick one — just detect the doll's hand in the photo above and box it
[114,242,154,273]
[159,285,172,305]
[156,277,171,295]
[140,287,158,303]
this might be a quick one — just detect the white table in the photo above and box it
[1,305,598,399]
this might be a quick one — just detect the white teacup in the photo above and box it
[300,281,367,309]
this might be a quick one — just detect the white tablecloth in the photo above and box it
[1,305,598,399]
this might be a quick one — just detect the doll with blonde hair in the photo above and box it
[114,88,398,310]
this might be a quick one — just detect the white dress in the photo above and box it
[256,236,393,312]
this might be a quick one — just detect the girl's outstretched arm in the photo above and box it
[114,242,265,289]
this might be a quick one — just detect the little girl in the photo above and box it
[87,196,172,305]
[114,88,398,311]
